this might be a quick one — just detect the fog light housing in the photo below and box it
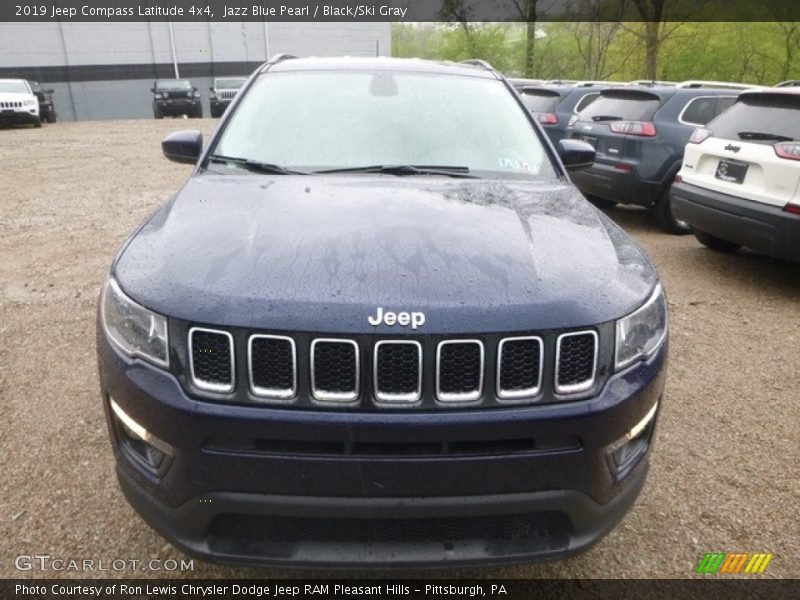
[607,402,658,477]
[110,397,172,472]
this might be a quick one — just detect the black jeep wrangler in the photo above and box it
[151,79,202,119]
[28,81,56,123]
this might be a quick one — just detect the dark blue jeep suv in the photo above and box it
[97,56,668,568]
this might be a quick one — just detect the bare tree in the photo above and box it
[507,0,539,77]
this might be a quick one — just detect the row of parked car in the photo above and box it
[0,78,56,127]
[151,77,246,119]
[509,77,800,263]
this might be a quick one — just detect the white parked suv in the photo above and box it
[0,79,41,128]
[671,88,800,262]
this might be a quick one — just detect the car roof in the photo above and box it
[267,56,500,79]
[0,78,29,84]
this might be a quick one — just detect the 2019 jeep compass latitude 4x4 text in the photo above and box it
[97,56,668,567]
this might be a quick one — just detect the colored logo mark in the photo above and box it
[696,553,773,574]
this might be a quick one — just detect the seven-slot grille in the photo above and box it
[189,327,235,392]
[186,329,599,406]
[555,331,598,394]
[1,101,23,109]
[218,90,238,100]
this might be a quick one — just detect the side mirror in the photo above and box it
[150,88,155,93]
[193,87,198,92]
[209,87,214,91]
[162,130,203,164]
[557,139,596,171]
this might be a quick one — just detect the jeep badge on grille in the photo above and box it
[368,307,426,330]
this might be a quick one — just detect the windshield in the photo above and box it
[0,80,30,94]
[213,71,557,179]
[215,78,246,89]
[155,80,191,91]
[708,93,800,141]
[580,90,661,121]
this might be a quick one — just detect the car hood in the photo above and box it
[114,173,657,334]
[0,92,34,102]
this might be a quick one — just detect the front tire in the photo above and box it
[654,188,691,235]
[32,116,42,128]
[694,230,741,253]
[47,111,56,123]
[192,105,203,119]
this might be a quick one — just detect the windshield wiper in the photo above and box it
[313,164,478,178]
[207,154,307,175]
[737,131,795,142]
[591,115,623,122]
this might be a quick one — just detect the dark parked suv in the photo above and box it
[209,77,247,118]
[519,82,620,145]
[568,82,753,233]
[28,81,56,123]
[152,79,202,119]
[97,56,668,567]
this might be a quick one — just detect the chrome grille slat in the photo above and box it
[373,340,422,404]
[248,334,296,400]
[188,327,235,393]
[436,340,484,403]
[555,331,598,395]
[310,338,359,402]
[497,336,543,401]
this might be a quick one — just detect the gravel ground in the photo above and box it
[1,120,798,580]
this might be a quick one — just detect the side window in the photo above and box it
[714,96,736,117]
[681,97,719,125]
[574,92,600,113]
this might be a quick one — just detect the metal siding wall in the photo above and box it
[0,22,391,121]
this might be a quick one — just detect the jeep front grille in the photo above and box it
[248,335,296,399]
[373,341,422,403]
[497,336,543,400]
[1,101,23,108]
[555,331,598,394]
[436,340,484,402]
[181,327,603,407]
[189,327,234,393]
[218,90,238,100]
[310,339,359,402]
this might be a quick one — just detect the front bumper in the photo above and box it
[155,100,200,115]
[98,330,666,567]
[570,161,662,207]
[672,181,800,262]
[0,108,38,124]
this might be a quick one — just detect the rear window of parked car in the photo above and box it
[707,92,800,141]
[519,89,562,112]
[580,90,661,121]
[574,92,600,113]
[680,96,736,125]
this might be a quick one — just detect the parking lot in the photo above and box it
[1,119,798,579]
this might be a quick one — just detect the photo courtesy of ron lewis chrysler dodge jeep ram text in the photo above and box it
[96,56,668,568]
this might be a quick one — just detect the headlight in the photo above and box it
[615,283,667,370]
[101,278,169,367]
[24,98,36,106]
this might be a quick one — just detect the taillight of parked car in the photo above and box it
[534,112,558,125]
[774,142,800,161]
[688,128,712,144]
[783,204,800,215]
[609,121,657,137]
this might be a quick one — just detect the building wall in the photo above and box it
[0,22,391,121]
